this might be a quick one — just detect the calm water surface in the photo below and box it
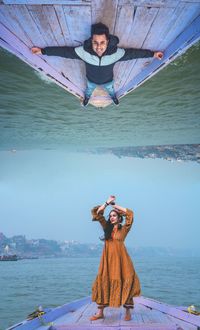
[0,43,200,150]
[0,256,200,329]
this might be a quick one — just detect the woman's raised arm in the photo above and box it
[97,195,116,214]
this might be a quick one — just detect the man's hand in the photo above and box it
[154,51,163,60]
[31,47,42,55]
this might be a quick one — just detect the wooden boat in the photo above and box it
[0,254,18,261]
[0,0,200,107]
[7,296,200,330]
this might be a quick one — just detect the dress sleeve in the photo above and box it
[91,205,107,229]
[123,208,134,234]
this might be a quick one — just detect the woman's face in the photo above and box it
[109,211,119,224]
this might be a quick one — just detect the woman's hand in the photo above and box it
[97,196,116,214]
[106,195,116,205]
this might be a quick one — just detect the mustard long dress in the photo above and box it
[91,206,141,308]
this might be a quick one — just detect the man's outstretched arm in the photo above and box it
[31,46,80,59]
[119,48,163,61]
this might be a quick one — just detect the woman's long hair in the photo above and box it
[101,210,123,241]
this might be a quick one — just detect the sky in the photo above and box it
[0,150,200,250]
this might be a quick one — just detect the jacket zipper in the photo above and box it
[99,57,101,66]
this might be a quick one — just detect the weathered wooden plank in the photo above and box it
[62,5,91,43]
[27,4,58,45]
[53,4,85,90]
[53,5,75,45]
[116,4,199,88]
[115,5,158,90]
[13,3,83,90]
[43,5,66,45]
[55,303,91,325]
[50,326,179,330]
[117,14,200,98]
[7,297,91,330]
[7,4,46,45]
[113,4,137,90]
[91,0,118,34]
[0,4,83,91]
[2,0,91,4]
[102,307,121,326]
[119,0,200,7]
[0,5,32,46]
[41,5,84,88]
[118,4,177,89]
[2,0,200,5]
[141,6,177,49]
[166,314,197,330]
[0,22,83,97]
[159,2,200,50]
[61,5,91,89]
[137,296,200,327]
[78,302,100,325]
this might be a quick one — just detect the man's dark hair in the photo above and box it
[91,22,109,39]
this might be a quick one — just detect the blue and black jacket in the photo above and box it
[41,35,154,85]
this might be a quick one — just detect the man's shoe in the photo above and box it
[112,95,119,106]
[82,96,90,107]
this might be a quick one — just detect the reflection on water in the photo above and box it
[0,257,200,329]
[0,43,200,150]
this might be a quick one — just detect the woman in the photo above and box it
[90,195,141,321]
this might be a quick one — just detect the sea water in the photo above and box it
[0,256,200,329]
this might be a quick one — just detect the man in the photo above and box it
[32,23,163,107]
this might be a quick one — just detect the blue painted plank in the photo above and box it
[61,5,91,89]
[7,297,91,330]
[53,5,85,89]
[116,5,159,90]
[44,5,66,45]
[113,4,138,90]
[119,3,200,90]
[136,296,200,327]
[159,3,200,50]
[27,5,58,45]
[3,0,91,4]
[8,4,47,46]
[48,326,179,330]
[121,5,178,85]
[0,22,84,96]
[62,5,91,43]
[91,0,118,34]
[119,0,199,6]
[41,5,83,88]
[0,5,32,46]
[117,14,200,97]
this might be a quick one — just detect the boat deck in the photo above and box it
[1,0,200,107]
[9,296,200,330]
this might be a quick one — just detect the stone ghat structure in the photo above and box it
[0,0,200,107]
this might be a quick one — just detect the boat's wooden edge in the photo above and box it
[7,295,200,330]
[0,2,200,108]
[52,325,182,330]
[117,14,200,99]
[2,0,200,6]
[6,296,91,330]
[135,296,200,327]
